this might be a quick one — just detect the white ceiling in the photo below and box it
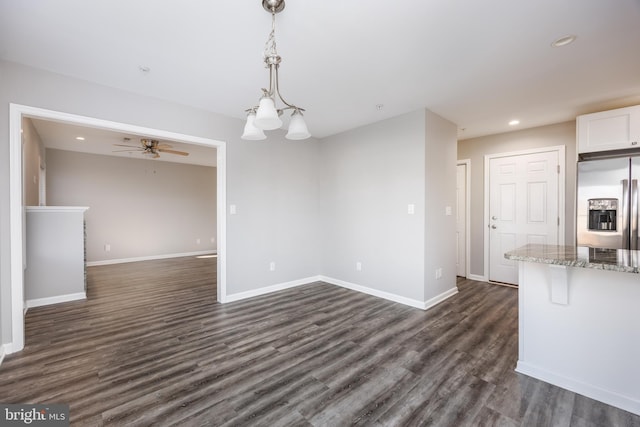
[2,0,640,141]
[30,118,217,167]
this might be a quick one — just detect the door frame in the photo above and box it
[457,159,471,278]
[8,103,228,354]
[483,145,566,282]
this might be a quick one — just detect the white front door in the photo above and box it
[456,163,467,277]
[489,150,559,285]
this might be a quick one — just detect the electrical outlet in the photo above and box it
[210,237,215,244]
[269,261,276,271]
[435,268,443,279]
[230,204,237,215]
[105,243,111,252]
[196,238,201,245]
[407,204,415,215]
[356,261,362,271]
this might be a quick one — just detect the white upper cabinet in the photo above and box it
[577,105,640,154]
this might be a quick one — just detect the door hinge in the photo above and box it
[558,217,560,226]
[557,165,560,174]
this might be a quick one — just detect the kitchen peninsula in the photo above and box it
[505,244,640,416]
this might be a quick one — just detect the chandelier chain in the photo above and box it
[263,13,278,64]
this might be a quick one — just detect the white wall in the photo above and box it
[0,60,321,347]
[321,109,451,304]
[424,110,458,300]
[457,121,576,277]
[46,149,216,262]
[226,137,321,293]
[319,109,458,304]
[319,111,426,301]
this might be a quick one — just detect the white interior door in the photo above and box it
[456,163,467,277]
[489,150,559,285]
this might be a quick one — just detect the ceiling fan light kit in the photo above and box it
[241,0,311,141]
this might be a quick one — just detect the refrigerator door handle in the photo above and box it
[632,179,639,250]
[622,179,630,249]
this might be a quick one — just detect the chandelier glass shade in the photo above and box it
[286,109,310,140]
[255,96,282,130]
[241,110,266,140]
[241,0,311,141]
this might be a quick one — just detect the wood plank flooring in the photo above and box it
[1,256,639,426]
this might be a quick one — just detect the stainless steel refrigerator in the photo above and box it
[577,156,640,249]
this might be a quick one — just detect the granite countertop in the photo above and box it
[504,244,640,274]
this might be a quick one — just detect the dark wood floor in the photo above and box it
[1,257,639,426]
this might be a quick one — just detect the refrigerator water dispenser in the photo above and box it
[587,199,617,231]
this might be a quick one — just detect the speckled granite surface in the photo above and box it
[504,244,640,274]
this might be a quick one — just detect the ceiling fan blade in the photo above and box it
[112,149,143,153]
[156,143,173,149]
[114,144,140,148]
[158,149,189,156]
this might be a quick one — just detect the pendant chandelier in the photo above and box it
[241,0,311,140]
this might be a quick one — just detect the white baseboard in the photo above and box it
[423,287,459,310]
[516,361,640,417]
[1,342,13,360]
[224,276,322,303]
[468,274,488,282]
[26,292,86,308]
[223,275,460,312]
[320,276,426,309]
[87,250,217,267]
[319,276,458,311]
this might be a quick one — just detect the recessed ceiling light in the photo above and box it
[139,65,151,73]
[75,136,85,141]
[551,35,577,48]
[376,104,384,111]
[509,120,520,126]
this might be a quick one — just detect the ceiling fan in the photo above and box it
[113,138,189,159]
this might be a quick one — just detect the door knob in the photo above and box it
[492,216,498,220]
[491,224,497,229]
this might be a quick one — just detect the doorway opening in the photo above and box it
[9,104,227,353]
